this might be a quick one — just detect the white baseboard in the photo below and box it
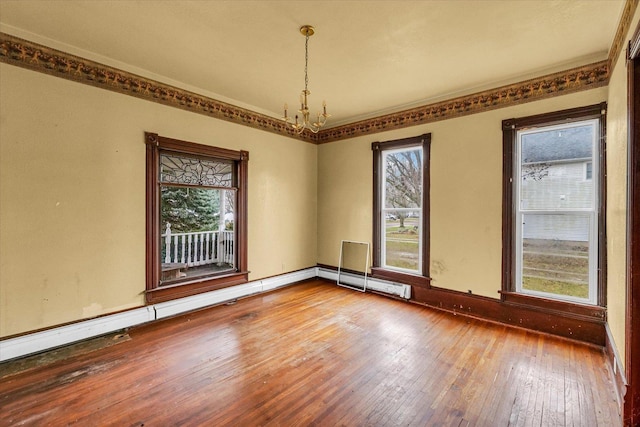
[261,268,317,292]
[0,268,316,362]
[0,306,155,362]
[317,267,411,299]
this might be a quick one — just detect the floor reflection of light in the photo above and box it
[376,315,419,344]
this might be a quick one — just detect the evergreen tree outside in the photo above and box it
[161,186,220,233]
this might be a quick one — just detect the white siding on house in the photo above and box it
[520,160,593,241]
[522,213,590,242]
[521,161,593,211]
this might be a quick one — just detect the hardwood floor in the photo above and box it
[0,279,620,426]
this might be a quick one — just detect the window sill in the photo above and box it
[146,271,249,304]
[500,291,605,320]
[371,267,431,288]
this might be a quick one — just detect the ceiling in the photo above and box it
[0,1,626,128]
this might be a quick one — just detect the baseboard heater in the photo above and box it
[1,268,405,361]
[317,267,411,299]
[0,268,317,362]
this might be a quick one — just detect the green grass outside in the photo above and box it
[386,226,419,240]
[522,254,588,275]
[522,276,588,299]
[385,239,419,270]
[521,239,590,298]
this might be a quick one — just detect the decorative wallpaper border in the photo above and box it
[0,32,315,142]
[0,31,613,144]
[608,0,639,70]
[315,61,609,143]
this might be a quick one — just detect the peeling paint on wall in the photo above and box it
[82,303,103,318]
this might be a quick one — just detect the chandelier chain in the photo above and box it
[304,34,309,92]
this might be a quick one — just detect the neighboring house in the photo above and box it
[520,126,594,242]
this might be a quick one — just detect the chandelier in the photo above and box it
[283,25,330,134]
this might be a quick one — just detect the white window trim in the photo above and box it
[380,146,424,275]
[514,119,599,305]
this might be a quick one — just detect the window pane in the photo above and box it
[520,213,590,299]
[160,153,233,187]
[384,209,420,272]
[520,124,594,210]
[160,186,235,283]
[585,162,592,180]
[384,148,422,209]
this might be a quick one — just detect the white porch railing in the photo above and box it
[162,223,234,267]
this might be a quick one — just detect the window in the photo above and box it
[372,134,431,287]
[502,104,606,306]
[585,161,593,180]
[145,132,248,303]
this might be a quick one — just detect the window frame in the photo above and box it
[372,134,431,288]
[502,103,607,307]
[145,132,249,304]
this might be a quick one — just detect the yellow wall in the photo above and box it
[0,14,636,366]
[606,6,640,370]
[0,64,317,337]
[318,88,608,299]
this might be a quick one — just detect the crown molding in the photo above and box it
[0,32,610,145]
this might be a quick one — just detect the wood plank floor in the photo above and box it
[0,279,620,426]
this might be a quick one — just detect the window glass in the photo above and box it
[516,120,598,303]
[519,213,591,300]
[383,209,421,271]
[382,148,423,273]
[520,124,594,210]
[160,187,236,284]
[160,153,233,187]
